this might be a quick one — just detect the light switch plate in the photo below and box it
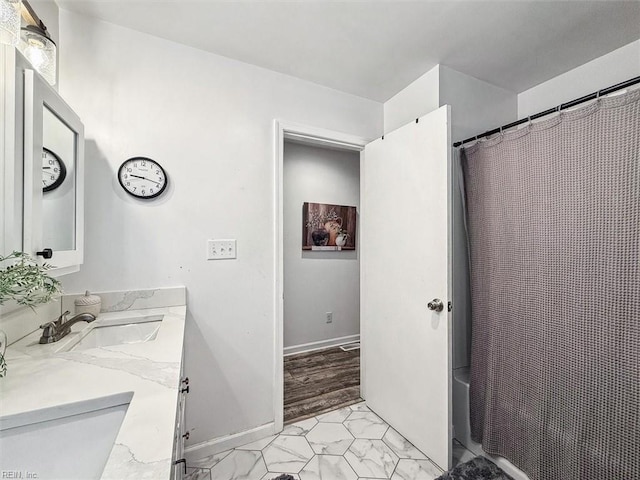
[207,239,237,260]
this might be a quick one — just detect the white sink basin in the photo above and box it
[0,392,133,479]
[68,315,163,351]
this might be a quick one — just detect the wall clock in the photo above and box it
[42,148,66,192]
[118,157,168,199]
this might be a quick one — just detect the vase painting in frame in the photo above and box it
[302,202,357,251]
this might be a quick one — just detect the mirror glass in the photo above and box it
[42,106,76,251]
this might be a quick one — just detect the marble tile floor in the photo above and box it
[186,402,450,480]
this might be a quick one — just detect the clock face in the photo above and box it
[42,148,66,192]
[118,157,168,199]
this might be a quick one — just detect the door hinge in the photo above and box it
[448,301,452,312]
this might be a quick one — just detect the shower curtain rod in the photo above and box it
[453,75,640,148]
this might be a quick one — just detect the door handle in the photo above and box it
[427,299,444,312]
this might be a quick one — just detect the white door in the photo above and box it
[361,105,452,470]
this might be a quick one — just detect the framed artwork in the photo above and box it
[302,202,357,251]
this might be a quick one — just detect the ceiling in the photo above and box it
[55,1,640,102]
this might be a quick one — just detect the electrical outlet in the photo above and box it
[207,239,237,260]
[326,312,333,323]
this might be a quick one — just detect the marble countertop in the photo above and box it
[1,288,186,480]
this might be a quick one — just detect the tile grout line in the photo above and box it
[390,459,400,479]
[342,449,362,478]
[295,451,316,476]
[212,401,442,480]
[258,454,269,479]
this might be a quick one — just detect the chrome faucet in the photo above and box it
[39,311,96,344]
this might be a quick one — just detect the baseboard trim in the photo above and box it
[184,422,276,462]
[284,334,360,356]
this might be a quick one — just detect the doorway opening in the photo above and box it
[274,121,369,430]
[282,140,361,423]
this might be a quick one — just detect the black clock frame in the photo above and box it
[42,148,67,193]
[118,157,168,199]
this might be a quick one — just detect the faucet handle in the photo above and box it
[39,321,58,336]
[56,311,71,326]
[38,321,59,344]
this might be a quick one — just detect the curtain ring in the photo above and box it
[527,116,532,128]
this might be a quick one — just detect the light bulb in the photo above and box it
[24,40,47,69]
[18,26,57,86]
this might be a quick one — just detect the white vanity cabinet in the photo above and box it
[172,374,190,480]
[1,46,84,275]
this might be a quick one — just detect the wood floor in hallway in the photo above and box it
[284,346,361,424]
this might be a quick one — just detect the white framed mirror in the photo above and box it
[23,68,84,275]
[42,106,76,251]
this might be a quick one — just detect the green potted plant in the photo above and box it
[0,251,62,377]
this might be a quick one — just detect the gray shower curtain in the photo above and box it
[462,89,639,480]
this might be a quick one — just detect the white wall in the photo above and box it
[383,65,439,134]
[57,10,382,447]
[518,40,640,118]
[439,65,517,143]
[383,64,518,140]
[283,142,360,350]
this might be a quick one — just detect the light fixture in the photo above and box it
[0,0,21,46]
[18,23,56,86]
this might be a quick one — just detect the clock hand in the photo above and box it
[129,174,161,186]
[43,167,51,169]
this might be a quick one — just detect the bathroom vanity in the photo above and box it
[0,287,188,480]
[0,46,190,478]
